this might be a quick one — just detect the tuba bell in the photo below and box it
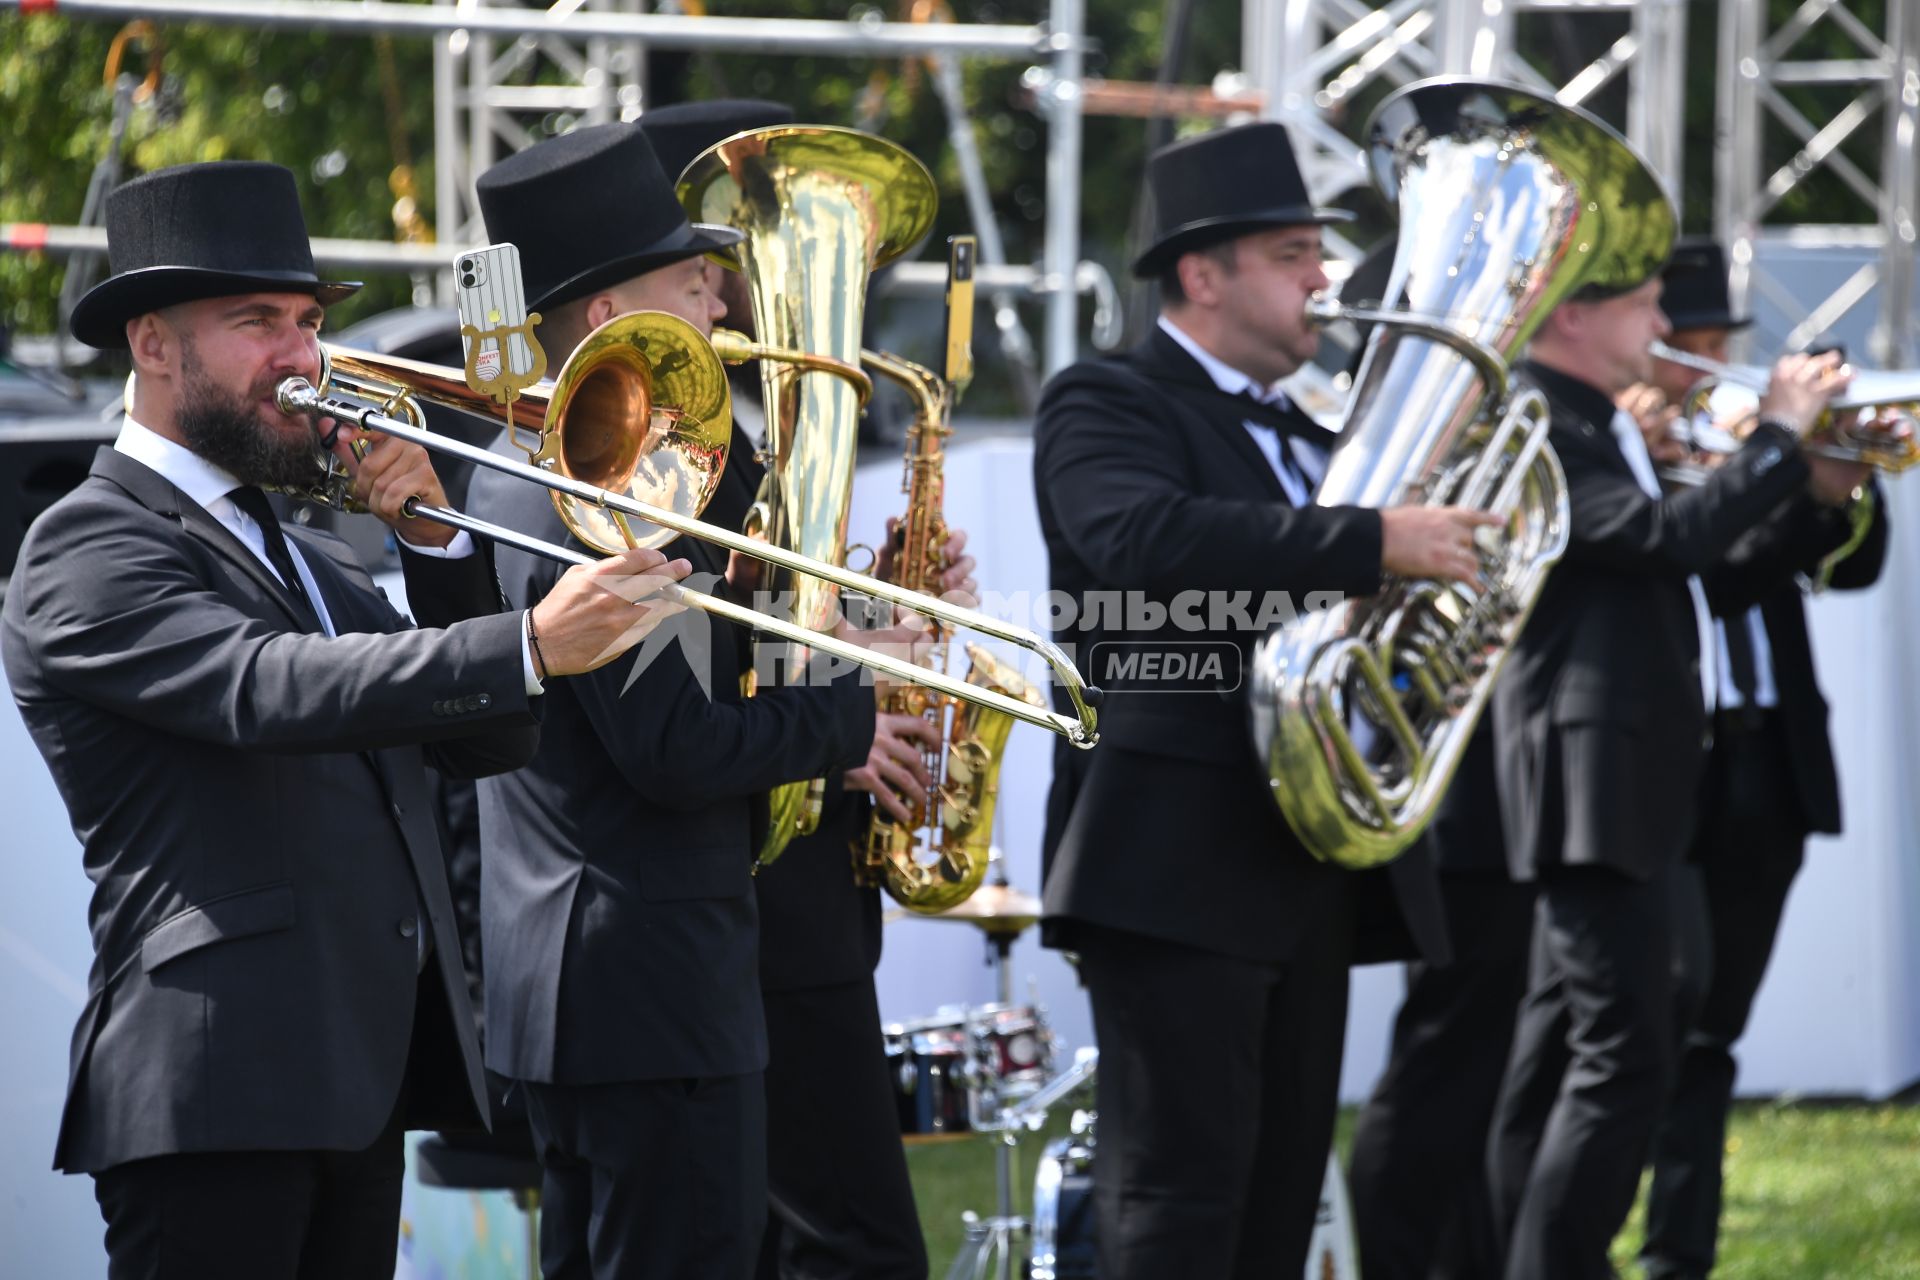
[1249,78,1676,869]
[679,125,942,867]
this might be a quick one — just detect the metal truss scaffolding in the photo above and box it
[1717,0,1918,367]
[1,0,1094,375]
[1235,0,1914,366]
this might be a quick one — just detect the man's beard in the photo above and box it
[175,345,323,490]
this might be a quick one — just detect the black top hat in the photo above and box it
[475,123,744,313]
[68,161,361,349]
[1133,122,1354,279]
[640,98,797,186]
[1659,237,1752,331]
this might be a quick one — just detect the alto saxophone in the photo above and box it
[859,238,1045,913]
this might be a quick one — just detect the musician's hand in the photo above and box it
[936,528,978,608]
[1379,507,1504,583]
[1620,383,1688,466]
[872,516,906,584]
[327,427,455,548]
[871,519,978,605]
[530,549,693,677]
[844,711,941,823]
[1805,453,1873,506]
[1759,350,1851,437]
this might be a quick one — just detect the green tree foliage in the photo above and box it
[0,14,435,346]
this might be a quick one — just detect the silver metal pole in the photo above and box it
[1874,0,1917,368]
[1042,0,1085,376]
[1437,0,1513,77]
[1,0,1051,55]
[1629,0,1689,192]
[1716,0,1763,359]
[929,46,1041,407]
[432,30,462,277]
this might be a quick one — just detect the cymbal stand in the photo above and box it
[943,922,1025,1280]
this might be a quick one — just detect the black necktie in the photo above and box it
[1723,611,1760,705]
[227,486,319,625]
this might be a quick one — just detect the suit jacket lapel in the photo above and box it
[90,449,316,632]
[1135,330,1291,503]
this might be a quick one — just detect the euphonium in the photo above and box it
[1249,78,1676,868]
[680,125,941,868]
[860,238,1045,914]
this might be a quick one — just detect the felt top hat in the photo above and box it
[1133,121,1354,279]
[68,161,362,349]
[640,98,797,187]
[1659,237,1752,332]
[475,122,744,313]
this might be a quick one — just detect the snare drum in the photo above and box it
[968,1003,1055,1101]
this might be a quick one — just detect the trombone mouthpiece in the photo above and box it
[276,378,318,416]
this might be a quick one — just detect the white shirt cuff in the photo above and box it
[520,610,545,696]
[399,529,477,559]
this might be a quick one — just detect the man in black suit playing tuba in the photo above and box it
[1032,121,1494,1278]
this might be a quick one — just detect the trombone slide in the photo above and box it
[276,375,1101,746]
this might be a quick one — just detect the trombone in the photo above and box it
[1648,340,1920,479]
[271,311,1101,747]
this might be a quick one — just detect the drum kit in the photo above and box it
[885,869,1357,1280]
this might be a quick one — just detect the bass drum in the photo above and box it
[1027,1133,1358,1280]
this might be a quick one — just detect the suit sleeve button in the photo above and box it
[397,917,418,939]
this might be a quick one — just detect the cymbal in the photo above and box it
[911,883,1045,936]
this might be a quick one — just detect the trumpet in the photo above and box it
[1649,341,1920,480]
[271,311,1102,748]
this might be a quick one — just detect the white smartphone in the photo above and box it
[453,243,544,394]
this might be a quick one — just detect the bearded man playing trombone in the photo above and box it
[2,160,689,1280]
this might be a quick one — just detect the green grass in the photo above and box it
[906,1102,1920,1278]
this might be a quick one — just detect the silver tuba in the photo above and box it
[1250,79,1676,869]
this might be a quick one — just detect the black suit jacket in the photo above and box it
[470,436,876,1085]
[1033,327,1447,967]
[704,407,888,993]
[1707,480,1889,837]
[1493,363,1821,882]
[2,448,537,1174]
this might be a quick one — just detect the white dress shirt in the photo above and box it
[114,415,542,693]
[1715,609,1778,709]
[1607,408,1718,709]
[1158,316,1327,505]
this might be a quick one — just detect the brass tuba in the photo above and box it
[679,125,941,868]
[1249,78,1676,868]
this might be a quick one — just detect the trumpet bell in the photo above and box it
[540,310,734,554]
